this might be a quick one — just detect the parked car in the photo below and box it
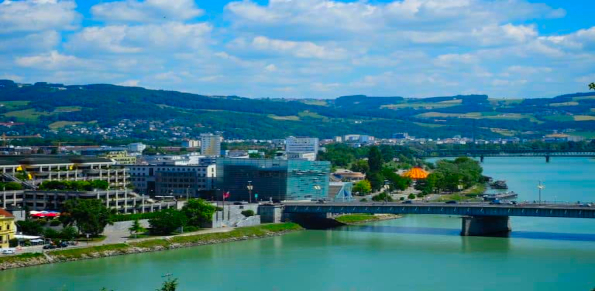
[316,199,326,204]
[490,200,502,205]
[43,244,56,250]
[58,241,69,248]
[445,200,458,204]
[1,248,15,255]
[402,200,413,204]
[580,203,593,207]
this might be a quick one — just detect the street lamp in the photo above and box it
[247,181,253,203]
[537,181,545,205]
[314,185,322,200]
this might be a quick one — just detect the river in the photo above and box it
[2,157,595,291]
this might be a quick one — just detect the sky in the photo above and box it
[0,0,594,99]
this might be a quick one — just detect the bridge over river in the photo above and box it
[418,149,595,162]
[283,202,595,236]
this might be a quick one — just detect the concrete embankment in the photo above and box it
[0,223,303,271]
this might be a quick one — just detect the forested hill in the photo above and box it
[0,80,594,141]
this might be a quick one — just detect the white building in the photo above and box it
[127,143,146,153]
[181,139,200,148]
[200,133,222,157]
[285,136,319,161]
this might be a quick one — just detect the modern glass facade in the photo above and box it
[216,158,330,202]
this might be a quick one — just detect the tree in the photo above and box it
[367,146,384,173]
[60,226,78,241]
[589,82,595,91]
[16,220,44,236]
[381,168,411,191]
[0,182,23,190]
[129,218,145,238]
[350,159,369,174]
[149,209,187,235]
[181,199,217,227]
[241,210,255,217]
[352,180,372,195]
[157,278,178,291]
[367,172,385,191]
[60,199,113,237]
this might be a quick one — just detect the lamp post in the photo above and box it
[383,180,391,203]
[314,185,322,200]
[537,181,545,205]
[247,181,253,203]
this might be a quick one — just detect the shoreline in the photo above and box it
[334,214,402,225]
[0,223,303,271]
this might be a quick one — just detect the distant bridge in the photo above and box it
[283,202,595,236]
[418,149,595,162]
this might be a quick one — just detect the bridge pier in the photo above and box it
[546,155,550,163]
[480,155,484,163]
[461,216,510,237]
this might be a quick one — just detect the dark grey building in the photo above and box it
[216,158,330,202]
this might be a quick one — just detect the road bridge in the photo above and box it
[283,202,595,236]
[419,149,595,162]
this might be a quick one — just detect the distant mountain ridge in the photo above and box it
[0,80,594,141]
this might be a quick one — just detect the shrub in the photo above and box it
[241,210,255,217]
[49,219,61,226]
[399,197,405,201]
[407,194,416,200]
[371,192,393,202]
[149,209,187,235]
[43,228,60,239]
[183,225,200,232]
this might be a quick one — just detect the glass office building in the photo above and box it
[216,158,330,202]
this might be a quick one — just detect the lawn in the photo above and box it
[574,115,595,121]
[0,100,30,109]
[335,214,380,224]
[268,114,300,121]
[550,101,579,107]
[382,100,461,110]
[3,109,54,122]
[49,121,83,129]
[49,243,130,259]
[53,106,83,113]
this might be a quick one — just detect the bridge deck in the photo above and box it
[284,202,595,219]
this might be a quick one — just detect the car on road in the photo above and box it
[445,200,458,204]
[402,200,413,204]
[580,203,593,207]
[316,199,326,204]
[43,244,56,250]
[1,248,15,255]
[489,200,502,205]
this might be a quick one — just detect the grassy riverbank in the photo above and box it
[0,223,303,270]
[335,214,401,224]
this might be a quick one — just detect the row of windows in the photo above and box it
[130,167,209,172]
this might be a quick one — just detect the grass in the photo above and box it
[298,110,326,119]
[550,101,579,107]
[299,100,328,106]
[0,100,30,109]
[49,243,130,259]
[569,131,595,139]
[0,252,44,264]
[335,214,380,224]
[416,112,542,123]
[170,223,303,245]
[53,106,83,113]
[382,100,461,110]
[541,115,574,122]
[75,235,106,243]
[574,115,595,121]
[3,109,54,122]
[490,128,517,137]
[268,114,300,121]
[413,122,445,128]
[49,121,83,129]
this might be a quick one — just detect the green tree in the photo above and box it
[181,199,217,227]
[149,209,187,235]
[241,210,255,217]
[381,168,411,191]
[16,220,44,236]
[350,159,369,174]
[60,226,78,241]
[0,182,23,190]
[157,278,178,291]
[128,218,145,238]
[352,180,372,195]
[367,172,385,191]
[60,199,113,237]
[367,146,384,173]
[589,82,595,90]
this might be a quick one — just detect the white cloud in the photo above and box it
[66,22,212,54]
[0,0,79,33]
[91,0,203,23]
[0,31,59,52]
[231,36,347,59]
[15,51,87,70]
[118,79,140,86]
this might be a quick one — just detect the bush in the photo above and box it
[416,193,424,198]
[183,225,200,232]
[407,194,416,200]
[371,192,393,202]
[399,197,405,201]
[43,228,60,239]
[149,209,187,235]
[16,220,44,236]
[49,219,61,226]
[241,210,255,217]
[112,211,162,222]
[60,226,78,241]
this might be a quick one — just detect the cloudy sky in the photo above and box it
[1,0,594,99]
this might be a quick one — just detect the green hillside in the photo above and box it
[0,80,594,141]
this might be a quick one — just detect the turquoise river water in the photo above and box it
[1,157,595,291]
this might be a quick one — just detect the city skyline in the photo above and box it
[1,0,594,99]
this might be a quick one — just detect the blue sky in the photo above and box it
[1,0,594,99]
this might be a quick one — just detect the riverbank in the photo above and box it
[335,214,401,224]
[0,223,303,271]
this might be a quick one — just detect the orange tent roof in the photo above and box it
[402,167,429,179]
